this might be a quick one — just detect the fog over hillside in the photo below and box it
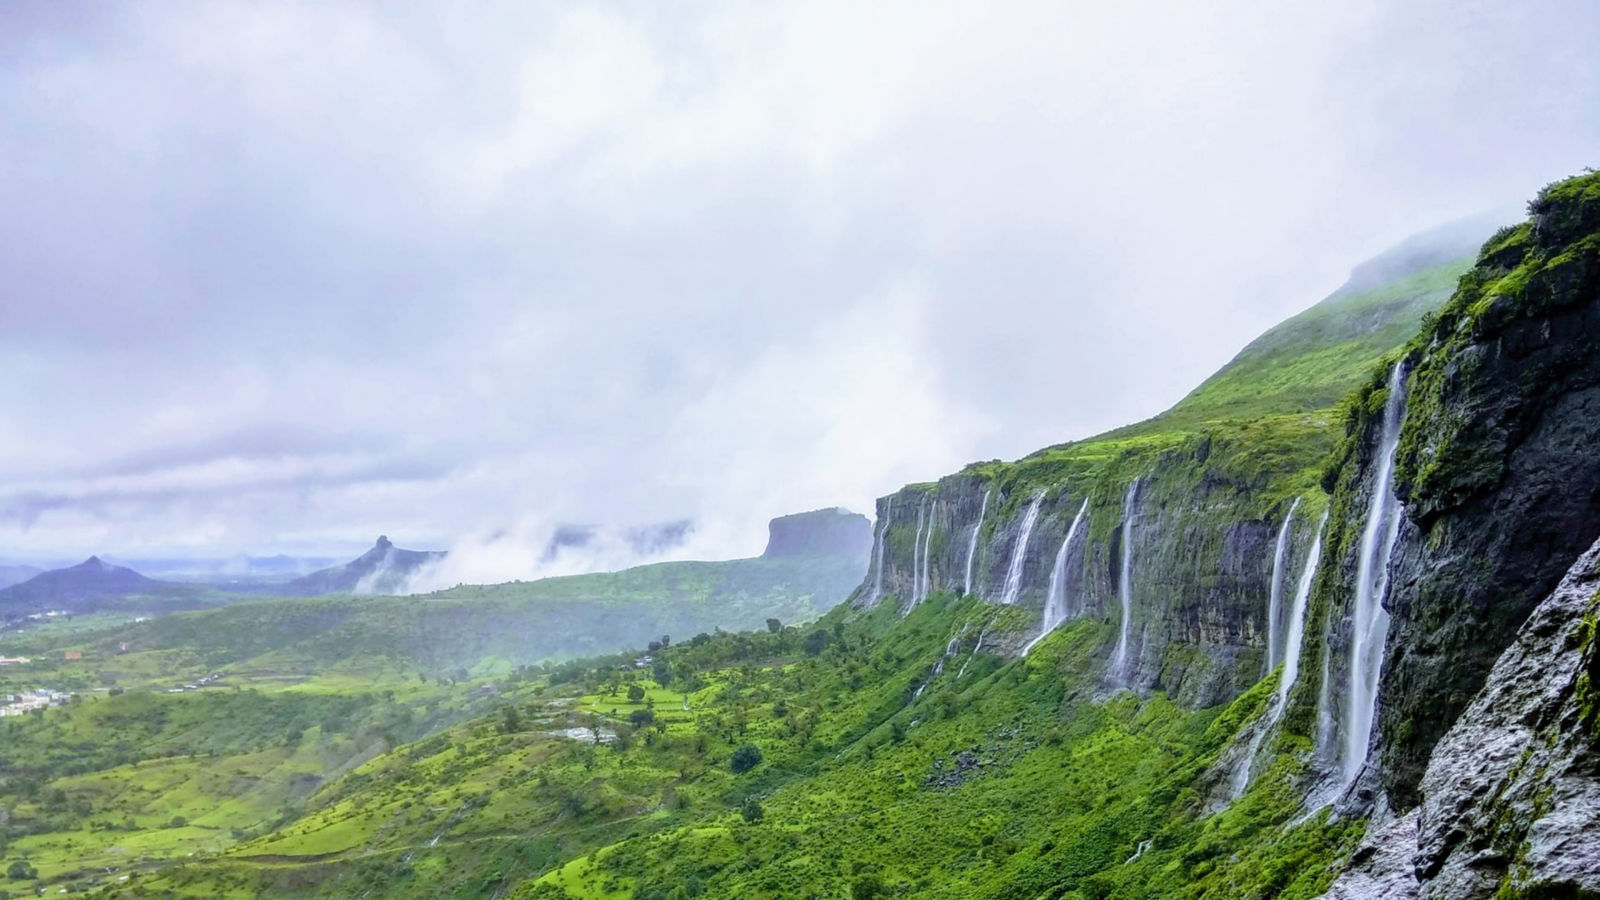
[2,2,1596,580]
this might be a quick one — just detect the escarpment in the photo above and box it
[850,227,1472,710]
[1308,171,1600,809]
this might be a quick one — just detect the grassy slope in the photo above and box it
[0,554,862,895]
[0,553,865,688]
[3,253,1471,898]
[83,597,1357,900]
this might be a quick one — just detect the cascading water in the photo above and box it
[917,504,937,604]
[1111,480,1141,680]
[1342,362,1409,787]
[963,490,991,597]
[1266,498,1301,672]
[868,497,893,607]
[909,499,927,608]
[956,624,988,679]
[999,492,1045,606]
[913,627,967,701]
[1023,499,1089,655]
[1278,511,1325,708]
[1316,619,1336,763]
[1231,509,1325,797]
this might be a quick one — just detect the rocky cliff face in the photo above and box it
[1309,172,1600,809]
[849,234,1474,712]
[1318,534,1600,899]
[855,433,1331,708]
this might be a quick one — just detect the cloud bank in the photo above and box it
[1,1,1595,578]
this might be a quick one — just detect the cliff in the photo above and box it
[851,238,1472,709]
[1306,171,1600,809]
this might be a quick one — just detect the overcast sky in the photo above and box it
[1,1,1596,573]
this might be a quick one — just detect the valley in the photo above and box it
[2,173,1597,899]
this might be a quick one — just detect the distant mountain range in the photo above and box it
[0,511,873,619]
[0,556,206,619]
[0,564,42,590]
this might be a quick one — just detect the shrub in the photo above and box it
[729,744,763,774]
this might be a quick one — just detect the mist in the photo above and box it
[2,1,1597,579]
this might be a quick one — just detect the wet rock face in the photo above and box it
[1376,178,1600,807]
[1324,534,1600,890]
[1318,537,1600,899]
[855,439,1310,710]
[1409,538,1600,899]
[1318,810,1422,900]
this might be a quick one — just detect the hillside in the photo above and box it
[7,174,1599,900]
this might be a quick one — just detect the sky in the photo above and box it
[1,1,1596,576]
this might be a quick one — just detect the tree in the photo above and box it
[627,684,647,703]
[6,860,37,880]
[628,708,655,727]
[729,743,763,774]
[652,658,674,687]
[850,875,883,900]
[802,629,830,656]
[766,618,782,634]
[501,705,523,734]
[740,796,765,824]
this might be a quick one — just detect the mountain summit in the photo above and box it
[278,536,446,596]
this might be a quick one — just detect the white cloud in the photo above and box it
[0,0,1596,565]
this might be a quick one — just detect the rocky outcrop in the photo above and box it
[762,508,872,559]
[1317,535,1600,899]
[280,536,446,596]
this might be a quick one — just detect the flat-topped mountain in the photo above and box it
[762,507,872,559]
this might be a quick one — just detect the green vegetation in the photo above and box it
[7,594,1359,899]
[0,218,1513,898]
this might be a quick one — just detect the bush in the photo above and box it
[627,684,647,703]
[729,744,763,774]
[740,796,765,824]
[850,874,882,899]
[6,860,37,880]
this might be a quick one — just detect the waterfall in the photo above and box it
[909,498,927,608]
[1111,480,1141,680]
[1231,509,1326,798]
[913,627,967,701]
[1023,499,1089,655]
[1342,362,1409,787]
[1267,498,1301,672]
[963,490,991,597]
[956,624,988,679]
[999,492,1046,606]
[868,497,893,606]
[1279,511,1325,707]
[1316,617,1336,764]
[916,503,937,604]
